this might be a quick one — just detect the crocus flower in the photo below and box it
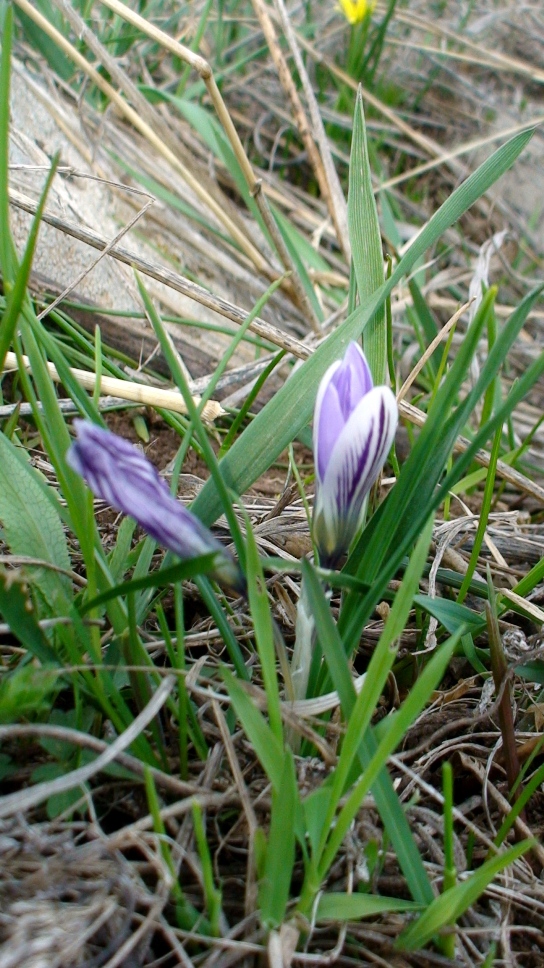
[67,420,243,591]
[313,342,397,568]
[338,0,376,25]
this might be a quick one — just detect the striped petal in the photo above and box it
[67,421,243,590]
[313,386,397,566]
[313,344,373,482]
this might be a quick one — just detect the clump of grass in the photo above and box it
[1,1,544,964]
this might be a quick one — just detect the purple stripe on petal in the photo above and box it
[314,385,397,564]
[67,420,243,589]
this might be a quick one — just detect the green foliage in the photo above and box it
[316,892,421,922]
[1,5,540,957]
[0,664,59,724]
[192,128,534,528]
[258,750,298,928]
[396,840,532,951]
[0,432,72,614]
[348,88,386,382]
[0,568,58,664]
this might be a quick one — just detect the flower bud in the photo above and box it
[67,420,243,591]
[338,0,376,26]
[313,343,397,567]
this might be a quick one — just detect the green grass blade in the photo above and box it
[318,631,460,880]
[494,760,544,849]
[396,840,532,952]
[311,517,434,863]
[195,577,249,682]
[0,5,14,280]
[0,155,59,372]
[245,515,283,743]
[457,425,502,604]
[300,559,434,905]
[316,893,422,922]
[136,273,246,567]
[222,668,284,790]
[258,750,297,928]
[80,555,218,614]
[348,88,386,383]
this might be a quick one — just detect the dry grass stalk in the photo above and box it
[4,351,224,422]
[256,0,350,263]
[391,5,544,85]
[13,0,269,273]
[92,0,324,333]
[8,187,312,361]
[397,300,471,402]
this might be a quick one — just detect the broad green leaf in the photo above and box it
[0,568,59,664]
[396,840,532,951]
[348,88,386,382]
[414,595,485,635]
[0,432,71,613]
[0,663,59,723]
[316,892,422,922]
[192,130,533,528]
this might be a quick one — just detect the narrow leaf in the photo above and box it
[245,516,283,743]
[348,88,386,383]
[258,750,297,927]
[397,840,532,951]
[316,893,422,922]
[301,559,433,905]
[222,668,284,791]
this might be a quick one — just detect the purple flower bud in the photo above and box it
[313,342,398,567]
[67,420,243,591]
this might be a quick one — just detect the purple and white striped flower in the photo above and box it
[313,342,398,567]
[67,420,243,591]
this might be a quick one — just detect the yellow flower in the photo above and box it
[338,0,376,25]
